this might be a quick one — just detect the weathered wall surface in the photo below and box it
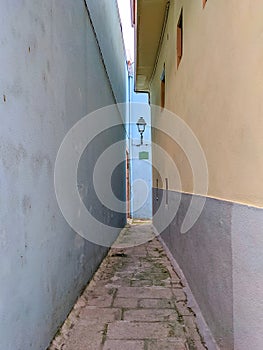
[151,0,263,206]
[149,1,263,349]
[0,1,126,349]
[153,189,263,350]
[86,0,127,106]
[153,190,234,349]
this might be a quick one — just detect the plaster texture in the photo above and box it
[153,188,263,349]
[232,205,263,350]
[135,1,263,348]
[86,0,127,105]
[153,189,233,349]
[141,0,263,206]
[0,0,126,349]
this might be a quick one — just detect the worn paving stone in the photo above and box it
[79,306,121,323]
[62,323,105,350]
[147,339,187,350]
[106,278,132,288]
[130,279,153,287]
[107,321,185,340]
[113,297,138,308]
[86,293,114,307]
[48,223,206,350]
[138,298,175,309]
[103,340,144,350]
[117,286,173,299]
[172,288,187,302]
[123,308,178,322]
[183,315,207,349]
[176,301,196,316]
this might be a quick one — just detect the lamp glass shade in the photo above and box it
[136,117,146,133]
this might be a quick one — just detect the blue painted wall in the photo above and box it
[127,74,152,219]
[0,1,126,349]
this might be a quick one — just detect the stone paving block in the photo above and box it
[106,277,132,288]
[146,240,162,248]
[113,297,138,309]
[103,340,144,350]
[183,316,205,343]
[79,306,121,323]
[86,294,114,307]
[107,321,185,340]
[85,286,116,297]
[147,257,172,266]
[128,246,148,255]
[137,260,154,269]
[147,339,187,350]
[94,267,115,281]
[49,224,207,350]
[153,280,172,287]
[131,279,153,287]
[117,286,173,299]
[129,250,149,257]
[62,323,104,350]
[176,302,195,316]
[147,247,166,257]
[171,280,184,288]
[185,338,207,350]
[138,298,175,309]
[167,270,181,284]
[123,308,178,322]
[73,297,86,310]
[114,271,134,279]
[117,247,134,255]
[120,266,140,273]
[88,280,109,289]
[172,288,187,302]
[134,271,170,281]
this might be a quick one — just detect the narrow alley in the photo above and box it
[49,222,207,350]
[1,0,263,349]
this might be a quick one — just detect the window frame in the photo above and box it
[160,66,165,109]
[177,9,183,68]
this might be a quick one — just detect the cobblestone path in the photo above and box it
[49,223,207,350]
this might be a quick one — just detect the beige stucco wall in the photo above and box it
[150,0,263,207]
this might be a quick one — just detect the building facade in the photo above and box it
[127,67,152,220]
[0,0,126,349]
[134,1,263,349]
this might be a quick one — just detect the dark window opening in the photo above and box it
[177,10,183,68]
[165,178,169,205]
[160,66,165,109]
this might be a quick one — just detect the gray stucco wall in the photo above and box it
[153,189,233,349]
[0,1,126,349]
[154,188,263,349]
[231,205,263,350]
[86,0,127,105]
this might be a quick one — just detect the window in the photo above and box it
[131,0,136,26]
[202,0,207,8]
[160,66,165,108]
[177,10,183,68]
[165,178,169,205]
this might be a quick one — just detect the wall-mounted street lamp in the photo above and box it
[136,116,146,145]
